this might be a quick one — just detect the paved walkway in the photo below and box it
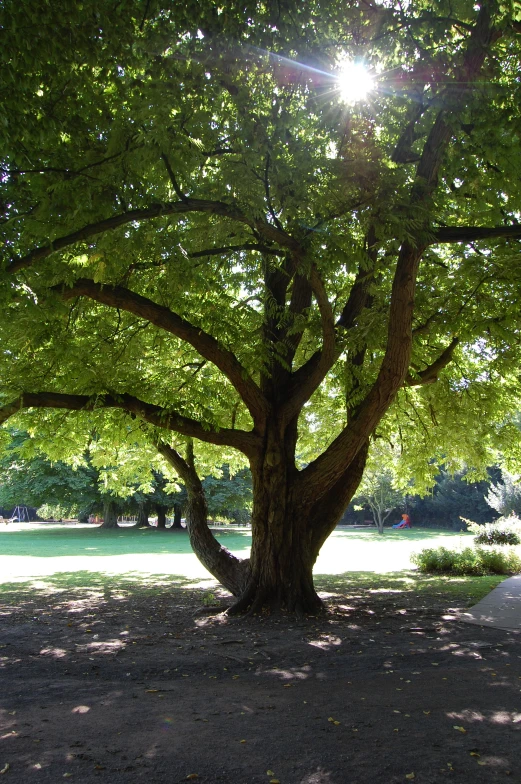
[459,574,521,631]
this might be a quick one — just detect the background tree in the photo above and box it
[2,1,521,612]
[353,444,405,533]
[409,468,497,530]
[486,469,521,518]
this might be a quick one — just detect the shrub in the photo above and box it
[463,515,521,546]
[411,545,521,575]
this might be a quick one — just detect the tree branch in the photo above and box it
[54,278,269,423]
[188,243,285,258]
[6,198,302,274]
[406,337,459,386]
[280,264,337,424]
[157,441,250,595]
[433,225,521,244]
[0,392,260,456]
[160,152,188,202]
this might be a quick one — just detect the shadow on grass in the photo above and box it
[315,570,504,604]
[0,569,221,602]
[0,568,503,610]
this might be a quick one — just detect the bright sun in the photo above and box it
[337,61,374,104]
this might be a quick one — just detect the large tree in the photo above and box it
[1,0,521,611]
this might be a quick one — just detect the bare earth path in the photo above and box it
[1,577,520,784]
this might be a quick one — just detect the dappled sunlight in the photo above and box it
[263,665,312,681]
[308,634,342,651]
[39,646,67,658]
[76,639,126,655]
[300,768,335,784]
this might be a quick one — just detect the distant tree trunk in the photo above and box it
[134,501,151,528]
[101,499,118,529]
[170,503,183,529]
[156,505,167,529]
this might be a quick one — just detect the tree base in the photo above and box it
[226,579,324,617]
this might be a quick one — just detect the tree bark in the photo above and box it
[134,501,151,528]
[170,503,183,529]
[156,504,167,529]
[101,499,118,529]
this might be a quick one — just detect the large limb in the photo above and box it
[55,278,268,423]
[279,264,337,424]
[433,225,521,243]
[6,197,301,275]
[157,442,250,597]
[284,227,378,416]
[0,392,260,456]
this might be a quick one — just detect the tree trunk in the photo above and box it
[157,434,369,615]
[134,501,151,528]
[156,504,167,529]
[170,503,183,529]
[101,499,118,529]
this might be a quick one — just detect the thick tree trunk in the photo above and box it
[156,504,167,529]
[157,434,369,615]
[134,501,151,528]
[232,436,370,614]
[170,503,183,529]
[101,499,118,529]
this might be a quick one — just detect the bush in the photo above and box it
[411,545,521,575]
[463,515,521,546]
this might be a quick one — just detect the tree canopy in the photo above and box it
[1,0,521,611]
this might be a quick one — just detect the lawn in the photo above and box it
[0,523,499,599]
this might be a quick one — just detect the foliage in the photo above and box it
[486,470,521,517]
[465,515,521,545]
[203,466,252,523]
[36,503,72,521]
[0,430,183,520]
[411,545,521,575]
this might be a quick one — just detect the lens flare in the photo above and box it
[337,61,374,104]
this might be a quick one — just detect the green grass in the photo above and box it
[0,524,505,606]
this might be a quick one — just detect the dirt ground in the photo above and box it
[0,575,520,784]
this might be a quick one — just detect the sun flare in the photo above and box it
[337,61,374,104]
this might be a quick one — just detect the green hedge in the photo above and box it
[411,545,521,575]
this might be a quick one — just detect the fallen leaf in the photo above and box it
[269,780,280,784]
[453,725,467,733]
[423,711,431,715]
[266,771,275,777]
[240,739,246,744]
[186,775,199,780]
[145,689,159,693]
[405,774,415,780]
[63,775,73,779]
[0,764,9,775]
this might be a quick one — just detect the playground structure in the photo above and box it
[0,505,32,524]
